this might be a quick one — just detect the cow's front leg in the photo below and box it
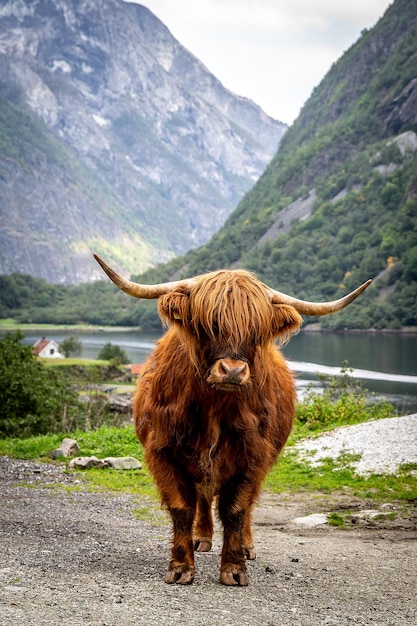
[147,449,196,584]
[166,507,195,584]
[218,508,249,586]
[218,482,256,586]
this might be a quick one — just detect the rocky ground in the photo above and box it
[1,451,416,626]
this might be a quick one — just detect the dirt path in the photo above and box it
[1,457,416,626]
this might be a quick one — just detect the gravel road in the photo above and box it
[1,416,416,626]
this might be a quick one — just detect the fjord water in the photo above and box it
[23,330,417,413]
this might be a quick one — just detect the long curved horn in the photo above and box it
[93,254,196,298]
[268,279,372,316]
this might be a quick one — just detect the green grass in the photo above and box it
[0,433,65,459]
[0,319,138,332]
[0,319,94,331]
[0,424,139,461]
[327,512,346,527]
[265,448,417,502]
[0,424,157,497]
[40,357,109,367]
[1,421,416,505]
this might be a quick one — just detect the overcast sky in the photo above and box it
[136,0,393,124]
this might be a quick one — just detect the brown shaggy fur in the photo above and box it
[134,269,302,586]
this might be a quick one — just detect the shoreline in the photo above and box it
[0,324,143,334]
[1,323,416,335]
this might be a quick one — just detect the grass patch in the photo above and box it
[2,421,415,505]
[263,368,417,502]
[40,358,110,367]
[0,320,133,332]
[73,424,141,458]
[79,467,156,497]
[0,424,140,460]
[293,365,396,439]
[0,433,64,459]
[266,447,417,502]
[133,498,168,525]
[0,425,156,494]
[328,512,345,527]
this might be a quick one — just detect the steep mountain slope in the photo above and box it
[143,0,417,330]
[0,0,286,283]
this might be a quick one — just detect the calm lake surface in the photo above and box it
[22,329,417,413]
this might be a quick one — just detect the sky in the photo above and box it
[136,0,393,125]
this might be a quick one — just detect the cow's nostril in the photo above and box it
[220,361,231,375]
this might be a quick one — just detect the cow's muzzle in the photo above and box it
[207,358,250,390]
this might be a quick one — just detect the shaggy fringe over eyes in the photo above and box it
[189,270,277,348]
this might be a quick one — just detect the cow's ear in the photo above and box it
[158,291,191,327]
[270,304,302,342]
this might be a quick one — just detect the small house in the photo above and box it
[32,337,64,359]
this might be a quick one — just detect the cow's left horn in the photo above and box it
[93,254,196,298]
[268,280,372,316]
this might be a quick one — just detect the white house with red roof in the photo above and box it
[32,337,64,359]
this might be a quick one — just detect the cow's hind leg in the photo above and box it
[242,506,256,560]
[193,491,214,552]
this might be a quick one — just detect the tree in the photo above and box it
[60,335,82,357]
[97,342,129,364]
[0,332,80,437]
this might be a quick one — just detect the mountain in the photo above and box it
[137,0,417,330]
[0,0,286,284]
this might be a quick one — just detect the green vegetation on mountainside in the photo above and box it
[0,99,161,277]
[129,0,417,330]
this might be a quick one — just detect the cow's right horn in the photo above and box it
[93,254,196,298]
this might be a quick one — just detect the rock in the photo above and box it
[292,513,328,528]
[105,393,133,413]
[60,438,80,456]
[67,456,142,470]
[69,456,107,469]
[50,438,80,459]
[49,448,65,459]
[352,509,392,520]
[103,457,142,470]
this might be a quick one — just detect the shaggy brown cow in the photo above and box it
[94,254,371,586]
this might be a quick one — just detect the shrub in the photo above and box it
[0,332,81,437]
[295,363,396,433]
[0,332,125,437]
[97,342,129,364]
[59,335,82,357]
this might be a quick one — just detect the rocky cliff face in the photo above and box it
[0,0,286,283]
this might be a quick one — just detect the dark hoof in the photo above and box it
[194,538,212,552]
[220,566,249,586]
[244,545,256,560]
[165,565,195,585]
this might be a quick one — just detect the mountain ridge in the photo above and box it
[0,0,286,283]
